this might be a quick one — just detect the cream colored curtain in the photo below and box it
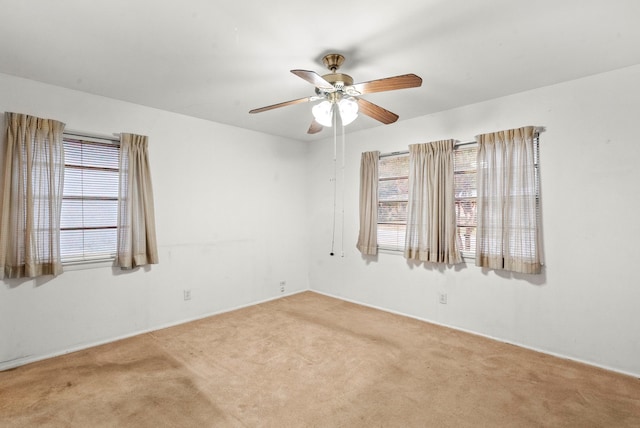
[356,151,379,255]
[0,112,65,279]
[476,126,543,274]
[115,133,158,269]
[404,140,461,264]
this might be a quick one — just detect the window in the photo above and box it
[475,129,542,272]
[60,135,120,263]
[377,154,409,251]
[454,145,477,257]
[376,145,478,256]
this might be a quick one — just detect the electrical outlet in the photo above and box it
[279,281,286,293]
[438,292,447,305]
[183,289,191,301]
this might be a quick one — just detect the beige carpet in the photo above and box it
[1,291,639,427]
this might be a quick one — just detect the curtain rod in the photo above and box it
[379,140,474,158]
[379,128,544,159]
[64,129,120,143]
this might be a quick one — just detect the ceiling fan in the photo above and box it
[249,54,423,134]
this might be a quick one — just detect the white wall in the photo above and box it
[307,64,640,377]
[3,64,639,377]
[0,73,310,369]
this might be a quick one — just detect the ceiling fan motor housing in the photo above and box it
[319,72,354,92]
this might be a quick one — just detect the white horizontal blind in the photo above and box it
[534,135,541,238]
[374,137,538,257]
[454,145,478,257]
[377,154,409,251]
[60,137,120,263]
[475,131,541,272]
[376,145,478,255]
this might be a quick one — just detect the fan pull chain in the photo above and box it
[340,119,346,258]
[329,105,338,256]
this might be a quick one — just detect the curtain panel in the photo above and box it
[404,140,461,264]
[0,112,65,279]
[475,126,543,274]
[356,151,379,255]
[115,133,158,269]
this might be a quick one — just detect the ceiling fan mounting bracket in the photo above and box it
[322,53,345,72]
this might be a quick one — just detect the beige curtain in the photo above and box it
[356,151,379,255]
[476,126,543,274]
[115,133,158,269]
[404,140,461,264]
[0,112,65,279]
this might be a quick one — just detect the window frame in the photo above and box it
[376,142,479,258]
[374,133,542,260]
[376,152,410,252]
[60,131,120,265]
[453,142,478,259]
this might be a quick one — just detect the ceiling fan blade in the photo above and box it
[357,98,399,124]
[249,96,317,114]
[349,74,422,95]
[307,120,323,134]
[291,70,336,92]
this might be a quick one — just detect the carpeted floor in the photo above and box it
[1,291,639,427]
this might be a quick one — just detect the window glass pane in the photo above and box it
[379,155,409,179]
[65,139,119,169]
[456,226,476,254]
[61,199,118,229]
[379,178,408,201]
[454,145,478,258]
[454,147,477,171]
[376,145,480,256]
[60,229,117,262]
[374,140,540,260]
[455,199,477,227]
[378,224,406,250]
[378,201,407,223]
[64,168,119,198]
[454,172,477,198]
[62,136,119,263]
[377,154,409,251]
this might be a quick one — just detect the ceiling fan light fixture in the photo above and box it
[312,100,334,127]
[338,97,358,126]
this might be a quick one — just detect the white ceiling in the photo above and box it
[1,0,639,141]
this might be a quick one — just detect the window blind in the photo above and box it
[454,146,478,257]
[377,154,409,250]
[60,138,120,263]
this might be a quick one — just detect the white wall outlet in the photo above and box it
[280,281,286,293]
[438,292,448,305]
[183,289,191,301]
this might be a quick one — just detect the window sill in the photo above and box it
[62,258,115,271]
[377,246,403,254]
[376,247,477,263]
